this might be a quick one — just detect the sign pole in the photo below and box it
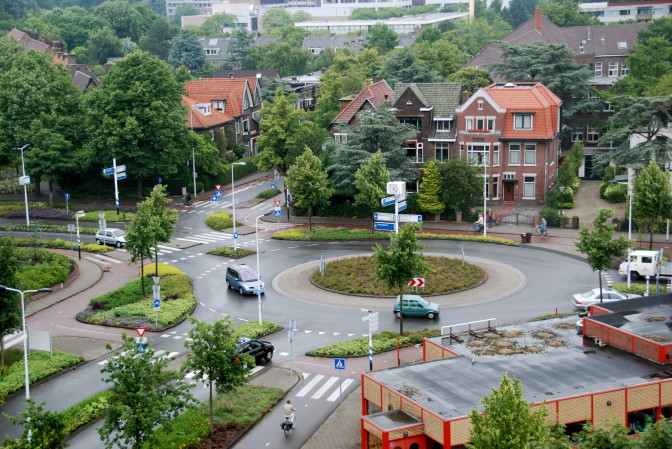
[113,158,120,215]
[368,311,373,371]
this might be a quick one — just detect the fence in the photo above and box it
[498,212,535,227]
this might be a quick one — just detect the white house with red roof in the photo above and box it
[455,82,563,205]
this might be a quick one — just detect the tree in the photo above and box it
[3,399,69,449]
[366,23,399,55]
[0,239,18,367]
[92,0,144,42]
[506,0,536,28]
[0,39,85,203]
[139,17,175,60]
[170,3,197,26]
[84,51,193,196]
[182,317,254,434]
[99,334,195,449]
[444,17,511,58]
[373,223,430,335]
[262,8,294,31]
[260,41,311,77]
[543,0,601,27]
[438,159,483,218]
[354,151,390,231]
[285,147,330,230]
[467,372,558,449]
[448,67,494,95]
[198,13,236,36]
[634,416,672,448]
[228,28,254,70]
[418,160,445,218]
[168,30,206,75]
[415,39,469,80]
[86,27,122,65]
[595,96,672,169]
[575,209,631,302]
[140,184,178,276]
[491,42,597,118]
[312,51,366,127]
[633,161,672,249]
[379,47,441,85]
[39,6,110,50]
[573,422,632,449]
[123,206,154,296]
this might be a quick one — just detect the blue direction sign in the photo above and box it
[64,193,70,200]
[274,210,282,218]
[271,183,277,190]
[136,343,147,354]
[103,167,115,175]
[233,232,239,239]
[158,177,162,184]
[381,195,396,207]
[398,214,423,223]
[374,212,395,222]
[216,190,223,197]
[116,173,127,180]
[374,222,396,232]
[153,299,160,309]
[398,201,408,212]
[334,358,346,370]
[211,195,218,202]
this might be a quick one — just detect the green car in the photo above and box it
[393,295,440,319]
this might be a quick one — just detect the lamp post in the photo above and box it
[255,211,272,325]
[231,162,247,251]
[12,144,31,226]
[559,186,565,220]
[483,153,488,237]
[0,284,52,442]
[190,108,197,203]
[75,210,85,260]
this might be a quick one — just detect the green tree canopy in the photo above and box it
[415,39,469,80]
[92,0,145,42]
[228,28,254,70]
[84,50,193,196]
[285,147,331,230]
[354,150,390,231]
[448,67,494,96]
[575,209,631,300]
[167,30,206,75]
[379,47,441,85]
[0,239,19,367]
[366,23,399,55]
[439,159,483,215]
[198,13,236,36]
[86,26,122,64]
[541,0,601,27]
[139,17,175,60]
[633,160,672,249]
[418,160,445,216]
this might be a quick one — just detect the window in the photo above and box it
[587,125,600,142]
[620,9,630,15]
[594,62,602,77]
[466,117,473,130]
[509,144,520,165]
[513,114,532,130]
[476,118,485,129]
[478,100,483,110]
[572,130,584,142]
[436,120,451,132]
[493,144,499,166]
[603,102,613,112]
[492,175,499,199]
[618,42,627,49]
[524,144,536,165]
[243,119,249,134]
[467,144,490,166]
[523,176,536,198]
[212,100,225,111]
[309,47,322,54]
[334,133,347,143]
[487,118,495,130]
[399,117,421,129]
[608,62,618,77]
[205,48,219,55]
[621,62,629,76]
[466,116,494,131]
[435,142,449,161]
[637,7,653,14]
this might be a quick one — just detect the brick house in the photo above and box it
[327,79,395,143]
[455,82,563,205]
[183,95,235,142]
[184,78,262,156]
[392,83,463,165]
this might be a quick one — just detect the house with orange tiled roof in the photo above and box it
[183,95,235,143]
[455,82,563,205]
[327,79,395,143]
[184,78,261,155]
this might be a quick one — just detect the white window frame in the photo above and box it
[513,114,533,130]
[467,144,490,166]
[594,62,602,77]
[493,144,500,166]
[466,117,473,130]
[608,62,618,77]
[212,100,225,111]
[621,62,629,76]
[523,175,536,199]
[524,144,536,165]
[492,175,499,200]
[603,102,613,112]
[509,144,521,166]
[235,121,240,135]
[572,130,584,142]
[478,100,484,110]
[334,133,347,143]
[587,125,600,143]
[435,142,449,162]
[435,120,451,132]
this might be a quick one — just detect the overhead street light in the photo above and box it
[12,144,31,226]
[0,284,52,443]
[231,162,247,251]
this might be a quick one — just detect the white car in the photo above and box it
[572,288,641,309]
[95,228,126,248]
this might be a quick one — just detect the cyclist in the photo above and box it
[184,193,192,207]
[538,216,547,236]
[283,399,296,428]
[474,213,484,232]
[486,210,493,228]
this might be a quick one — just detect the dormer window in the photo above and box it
[212,100,225,112]
[513,113,533,130]
[618,42,627,49]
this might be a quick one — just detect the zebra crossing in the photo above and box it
[84,253,124,266]
[96,349,181,366]
[296,373,355,402]
[176,231,234,245]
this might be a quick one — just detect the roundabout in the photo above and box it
[272,252,527,310]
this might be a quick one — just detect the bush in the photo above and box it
[60,391,112,433]
[165,177,188,195]
[205,210,236,231]
[604,183,627,203]
[140,263,186,278]
[4,207,72,220]
[309,329,439,357]
[612,283,666,296]
[13,248,73,291]
[233,320,281,339]
[255,189,281,200]
[0,351,83,401]
[210,246,255,258]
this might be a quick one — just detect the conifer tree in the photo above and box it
[417,160,445,219]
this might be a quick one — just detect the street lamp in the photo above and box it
[12,144,31,226]
[0,284,52,434]
[231,162,247,251]
[559,186,565,219]
[190,108,197,203]
[75,210,85,261]
[255,211,272,325]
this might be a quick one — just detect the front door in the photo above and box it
[504,183,515,202]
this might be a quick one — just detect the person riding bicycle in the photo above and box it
[474,214,484,232]
[486,210,493,228]
[539,216,547,235]
[184,193,192,206]
[283,399,296,428]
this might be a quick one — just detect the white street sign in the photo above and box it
[398,214,423,223]
[381,195,396,207]
[18,176,30,186]
[153,284,161,301]
[373,212,395,222]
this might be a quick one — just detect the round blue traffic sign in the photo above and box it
[158,177,162,184]
[153,299,160,308]
[233,232,239,239]
[64,193,70,200]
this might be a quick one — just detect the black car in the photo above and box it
[236,338,274,364]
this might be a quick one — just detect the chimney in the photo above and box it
[372,74,380,83]
[460,91,470,104]
[535,8,542,32]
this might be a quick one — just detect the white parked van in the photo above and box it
[618,250,672,280]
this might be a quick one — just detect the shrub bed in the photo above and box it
[232,320,281,339]
[0,351,83,403]
[0,236,112,253]
[312,255,486,296]
[0,224,98,234]
[255,189,281,200]
[209,246,255,258]
[14,247,73,291]
[205,211,239,231]
[308,329,439,357]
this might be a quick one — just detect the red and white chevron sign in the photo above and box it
[408,278,425,288]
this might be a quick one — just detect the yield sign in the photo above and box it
[408,278,425,288]
[215,184,222,190]
[135,327,147,337]
[274,200,281,207]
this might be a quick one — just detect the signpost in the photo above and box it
[135,327,147,354]
[215,184,222,191]
[408,277,425,288]
[271,183,277,190]
[397,201,407,212]
[64,193,70,215]
[374,222,396,232]
[153,277,160,327]
[362,311,379,371]
[373,212,395,222]
[398,214,423,223]
[211,195,218,203]
[334,358,346,405]
[288,318,297,374]
[75,210,85,261]
[103,160,126,215]
[380,195,396,207]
